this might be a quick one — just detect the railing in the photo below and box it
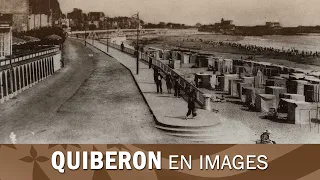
[0,47,60,67]
[99,40,206,107]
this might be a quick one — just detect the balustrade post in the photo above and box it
[203,94,212,111]
[4,71,9,101]
[13,67,18,96]
[0,71,3,104]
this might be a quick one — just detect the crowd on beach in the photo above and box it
[177,37,320,59]
[212,41,320,58]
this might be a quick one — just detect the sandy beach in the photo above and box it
[131,33,320,73]
[126,32,320,144]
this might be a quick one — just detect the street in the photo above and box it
[0,39,183,144]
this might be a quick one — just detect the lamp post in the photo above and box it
[92,29,94,45]
[132,12,140,75]
[104,17,109,52]
[9,26,13,96]
[84,21,87,46]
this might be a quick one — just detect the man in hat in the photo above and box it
[260,130,272,144]
[185,95,196,120]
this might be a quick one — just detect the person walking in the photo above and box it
[188,87,196,100]
[185,95,196,120]
[165,74,173,94]
[121,42,124,52]
[156,70,163,94]
[153,67,159,84]
[149,56,153,69]
[174,76,181,98]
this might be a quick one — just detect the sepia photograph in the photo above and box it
[1,0,320,144]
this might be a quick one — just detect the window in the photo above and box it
[0,33,4,58]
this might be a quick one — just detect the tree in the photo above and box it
[159,22,166,28]
[88,24,97,30]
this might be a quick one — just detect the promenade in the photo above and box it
[86,39,253,143]
[0,39,182,144]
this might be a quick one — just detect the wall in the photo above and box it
[0,47,61,103]
[53,53,62,71]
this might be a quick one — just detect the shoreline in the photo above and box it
[132,35,320,73]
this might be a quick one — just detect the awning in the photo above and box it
[23,36,40,43]
[12,37,27,46]
[45,34,62,40]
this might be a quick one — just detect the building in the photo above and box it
[28,14,51,30]
[67,8,85,30]
[29,0,62,29]
[0,0,62,32]
[213,18,235,28]
[266,22,281,28]
[67,8,83,24]
[88,12,105,29]
[88,12,105,21]
[0,13,12,59]
[218,18,233,27]
[199,18,236,34]
[0,0,29,32]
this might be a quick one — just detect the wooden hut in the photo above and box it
[195,73,212,89]
[244,88,265,106]
[229,79,243,97]
[243,76,255,84]
[238,82,253,101]
[256,94,277,112]
[287,80,309,95]
[279,94,306,113]
[265,86,287,107]
[304,84,320,102]
[223,59,233,74]
[265,77,286,88]
[286,100,317,125]
[219,74,239,92]
[180,52,191,64]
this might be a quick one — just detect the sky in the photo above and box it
[59,0,320,26]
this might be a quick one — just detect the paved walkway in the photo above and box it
[0,39,182,144]
[87,39,253,143]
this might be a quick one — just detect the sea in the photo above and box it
[237,34,320,52]
[163,29,320,53]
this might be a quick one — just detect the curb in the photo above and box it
[85,41,160,125]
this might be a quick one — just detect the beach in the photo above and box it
[125,30,320,143]
[129,31,320,72]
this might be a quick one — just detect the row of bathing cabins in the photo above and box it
[144,47,320,126]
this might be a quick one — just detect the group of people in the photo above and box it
[208,41,320,59]
[153,66,197,120]
[153,67,181,97]
[181,37,320,59]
